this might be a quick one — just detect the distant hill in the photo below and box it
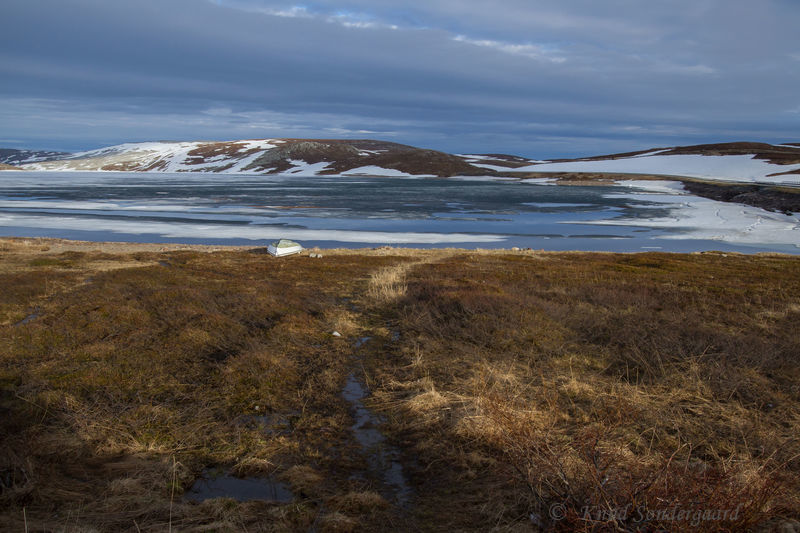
[8,139,800,184]
[17,139,489,177]
[515,142,800,184]
[0,148,71,165]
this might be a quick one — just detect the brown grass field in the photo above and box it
[0,238,798,532]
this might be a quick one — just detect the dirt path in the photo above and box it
[333,253,455,523]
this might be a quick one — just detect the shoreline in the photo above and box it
[1,236,794,257]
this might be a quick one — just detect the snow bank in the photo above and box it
[340,166,434,177]
[521,154,800,184]
[573,182,800,247]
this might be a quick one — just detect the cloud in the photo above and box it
[215,1,399,29]
[0,96,409,150]
[452,36,566,63]
[652,62,717,76]
[0,0,798,157]
[259,5,313,18]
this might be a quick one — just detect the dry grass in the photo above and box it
[1,241,798,532]
[366,252,455,304]
[368,264,411,302]
[366,252,800,531]
[0,244,401,531]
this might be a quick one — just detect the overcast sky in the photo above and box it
[1,0,798,157]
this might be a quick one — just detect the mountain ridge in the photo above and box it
[11,138,490,177]
[3,139,799,184]
[0,148,72,166]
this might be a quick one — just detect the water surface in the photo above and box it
[0,172,796,253]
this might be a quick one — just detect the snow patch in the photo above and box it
[572,185,800,247]
[285,160,334,175]
[340,166,429,177]
[613,179,688,194]
[519,154,800,184]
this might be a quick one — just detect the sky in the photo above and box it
[1,0,798,158]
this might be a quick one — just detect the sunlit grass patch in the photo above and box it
[368,252,800,530]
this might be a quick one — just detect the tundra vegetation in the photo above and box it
[0,238,798,532]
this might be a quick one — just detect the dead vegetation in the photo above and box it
[680,181,800,214]
[241,139,489,177]
[0,243,402,531]
[366,254,452,303]
[0,241,798,531]
[185,141,261,161]
[365,252,800,531]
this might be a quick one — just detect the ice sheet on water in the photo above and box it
[0,213,505,244]
[570,189,800,247]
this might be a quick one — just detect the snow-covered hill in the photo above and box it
[18,139,487,177]
[9,140,800,184]
[0,148,71,165]
[22,140,278,173]
[517,142,800,184]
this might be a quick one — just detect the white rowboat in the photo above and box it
[267,239,303,257]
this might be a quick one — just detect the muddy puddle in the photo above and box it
[184,467,293,503]
[342,336,412,506]
[354,336,371,348]
[13,310,39,326]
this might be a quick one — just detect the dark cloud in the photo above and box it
[1,0,797,157]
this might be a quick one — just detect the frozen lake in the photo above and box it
[0,171,797,253]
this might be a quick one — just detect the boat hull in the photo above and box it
[267,244,303,256]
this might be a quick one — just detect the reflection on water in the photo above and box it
[342,336,412,505]
[184,468,294,502]
[342,371,412,506]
